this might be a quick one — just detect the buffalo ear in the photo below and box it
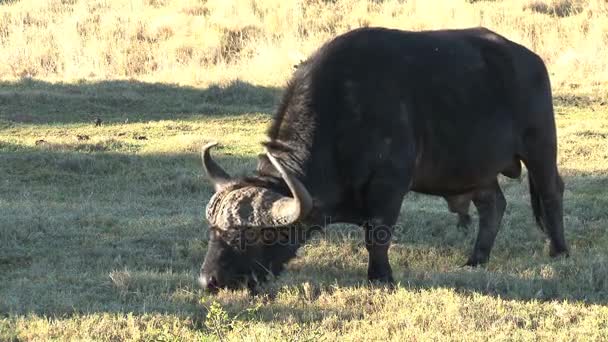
[202,142,232,191]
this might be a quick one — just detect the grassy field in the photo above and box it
[1,79,608,340]
[1,0,608,340]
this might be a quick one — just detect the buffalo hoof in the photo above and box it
[549,244,570,258]
[368,278,396,290]
[462,258,488,268]
[367,274,395,289]
[247,280,258,296]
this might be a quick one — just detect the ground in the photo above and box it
[1,78,607,341]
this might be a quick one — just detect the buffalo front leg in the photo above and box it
[465,180,506,266]
[364,220,395,283]
[362,176,409,284]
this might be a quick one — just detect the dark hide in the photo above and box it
[199,27,568,291]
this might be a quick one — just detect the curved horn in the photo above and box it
[202,142,232,191]
[265,152,313,225]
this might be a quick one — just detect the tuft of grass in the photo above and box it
[525,0,585,17]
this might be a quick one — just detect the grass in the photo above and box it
[1,79,608,340]
[1,0,608,96]
[1,0,608,340]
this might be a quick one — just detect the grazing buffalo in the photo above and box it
[198,27,568,292]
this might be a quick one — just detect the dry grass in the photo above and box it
[1,0,608,95]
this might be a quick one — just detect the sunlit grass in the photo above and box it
[0,0,607,96]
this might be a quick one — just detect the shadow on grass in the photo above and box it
[1,143,608,319]
[0,142,258,317]
[0,78,601,127]
[0,78,282,124]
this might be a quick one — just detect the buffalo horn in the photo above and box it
[265,151,313,225]
[201,142,232,191]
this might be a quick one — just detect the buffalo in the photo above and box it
[198,27,569,292]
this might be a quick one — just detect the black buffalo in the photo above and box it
[198,27,568,292]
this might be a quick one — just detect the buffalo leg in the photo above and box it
[444,194,473,228]
[522,112,569,257]
[362,176,408,284]
[465,180,506,266]
[457,212,472,229]
[526,163,569,257]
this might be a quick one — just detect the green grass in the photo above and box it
[1,79,608,340]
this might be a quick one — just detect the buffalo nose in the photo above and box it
[198,274,219,293]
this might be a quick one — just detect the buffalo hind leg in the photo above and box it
[526,163,569,257]
[523,113,569,257]
[445,194,473,228]
[362,175,409,284]
[465,180,506,266]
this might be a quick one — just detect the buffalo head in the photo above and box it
[198,142,313,293]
